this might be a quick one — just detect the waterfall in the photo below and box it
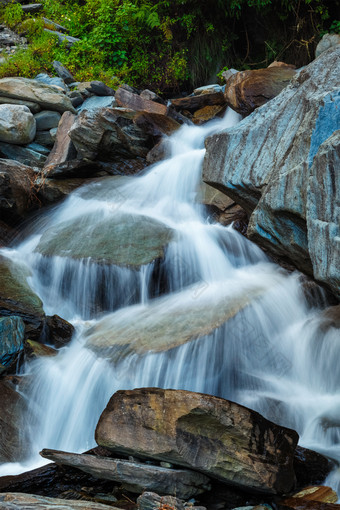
[0,108,339,493]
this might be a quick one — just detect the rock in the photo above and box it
[116,86,168,115]
[0,316,24,371]
[134,111,181,136]
[293,446,334,488]
[0,96,41,113]
[69,92,84,108]
[41,158,101,179]
[34,129,56,147]
[78,95,116,112]
[44,29,80,48]
[35,211,174,268]
[25,339,57,358]
[36,177,87,204]
[25,142,51,156]
[146,138,171,164]
[0,104,36,144]
[43,111,76,172]
[221,68,238,82]
[35,73,67,92]
[137,492,185,510]
[0,493,117,509]
[44,314,74,348]
[224,67,296,116]
[316,33,340,58]
[140,89,165,104]
[193,105,226,123]
[21,3,43,13]
[0,141,47,168]
[203,46,340,297]
[95,388,299,494]
[85,276,273,361]
[34,110,61,131]
[171,91,226,112]
[194,84,224,95]
[0,77,76,113]
[268,61,296,69]
[86,80,116,97]
[279,502,340,510]
[198,182,235,211]
[0,159,36,224]
[52,60,75,83]
[320,305,340,329]
[0,380,28,463]
[69,107,151,160]
[40,449,210,499]
[279,486,338,509]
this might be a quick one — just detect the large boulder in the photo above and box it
[0,104,36,144]
[0,77,76,114]
[95,388,299,495]
[203,46,340,297]
[0,159,36,225]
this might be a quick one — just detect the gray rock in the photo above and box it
[0,104,36,144]
[138,492,185,510]
[0,316,24,371]
[140,89,165,104]
[52,60,75,84]
[35,73,67,91]
[203,46,340,297]
[86,80,116,96]
[0,77,76,113]
[40,449,210,499]
[44,29,80,48]
[0,142,47,168]
[0,493,116,509]
[194,84,224,95]
[0,96,41,113]
[34,110,61,131]
[78,95,116,112]
[21,3,43,13]
[25,142,51,156]
[316,33,340,58]
[34,130,54,147]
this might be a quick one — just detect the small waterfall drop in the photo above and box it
[0,108,339,492]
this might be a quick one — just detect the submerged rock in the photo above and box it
[95,388,299,494]
[36,212,174,268]
[40,449,210,498]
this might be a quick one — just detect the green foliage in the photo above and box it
[329,20,340,33]
[2,3,24,28]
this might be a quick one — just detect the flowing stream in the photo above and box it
[1,109,339,491]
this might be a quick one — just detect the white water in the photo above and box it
[1,109,339,492]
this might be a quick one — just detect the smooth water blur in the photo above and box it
[1,108,339,492]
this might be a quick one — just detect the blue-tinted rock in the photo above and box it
[78,95,116,113]
[0,316,25,370]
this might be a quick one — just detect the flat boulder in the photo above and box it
[0,104,36,144]
[95,388,299,494]
[170,91,226,112]
[0,77,76,114]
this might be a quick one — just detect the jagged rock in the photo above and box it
[0,77,76,113]
[140,89,165,104]
[116,86,168,115]
[0,104,36,144]
[52,60,75,83]
[137,492,185,510]
[0,316,25,372]
[279,486,338,509]
[0,96,41,113]
[198,182,235,211]
[86,80,116,96]
[25,339,57,358]
[34,110,61,131]
[42,159,102,179]
[0,142,47,168]
[0,159,36,224]
[44,29,80,48]
[268,61,296,69]
[0,380,29,463]
[36,176,87,204]
[316,33,340,58]
[69,107,151,160]
[40,449,210,498]
[0,493,116,509]
[95,388,299,494]
[134,111,180,136]
[170,91,226,112]
[279,502,340,510]
[43,111,76,172]
[78,95,116,112]
[146,138,171,164]
[294,446,334,488]
[203,46,340,298]
[35,73,67,91]
[25,142,50,156]
[44,314,74,348]
[224,67,296,116]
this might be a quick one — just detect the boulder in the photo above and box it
[35,211,174,268]
[170,91,226,112]
[36,177,87,204]
[140,89,165,104]
[0,77,76,113]
[293,446,334,488]
[0,104,36,144]
[40,449,210,498]
[34,129,55,147]
[134,111,181,136]
[194,84,224,95]
[137,492,186,510]
[95,388,299,494]
[0,159,36,224]
[21,4,43,13]
[146,138,171,164]
[44,314,74,348]
[203,46,340,297]
[224,67,296,116]
[115,86,168,115]
[0,493,116,509]
[0,142,47,168]
[41,159,101,179]
[0,96,41,113]
[78,95,116,112]
[0,316,24,372]
[193,105,226,124]
[43,111,76,172]
[35,73,67,91]
[52,60,75,84]
[25,339,57,358]
[279,486,338,509]
[34,110,61,131]
[316,33,340,58]
[69,107,151,160]
[0,379,28,462]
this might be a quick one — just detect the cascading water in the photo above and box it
[1,108,339,492]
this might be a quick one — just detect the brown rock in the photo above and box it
[134,112,180,136]
[268,61,296,69]
[279,486,338,509]
[0,493,117,509]
[224,67,296,116]
[115,87,168,115]
[293,445,334,489]
[25,339,58,358]
[170,92,226,112]
[193,105,226,124]
[279,502,340,510]
[0,159,36,225]
[43,111,76,172]
[44,314,74,348]
[95,388,299,494]
[146,138,171,164]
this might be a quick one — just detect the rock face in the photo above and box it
[0,77,76,114]
[40,449,210,498]
[95,388,299,494]
[203,46,340,297]
[0,104,36,144]
[224,67,296,116]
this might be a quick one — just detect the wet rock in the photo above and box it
[203,46,340,298]
[0,96,41,113]
[0,316,24,372]
[116,86,168,115]
[0,77,76,113]
[43,111,77,172]
[0,380,29,463]
[224,67,295,116]
[44,314,74,348]
[34,110,61,131]
[193,105,226,124]
[198,182,235,211]
[95,388,298,494]
[40,449,210,498]
[316,33,340,58]
[170,91,226,112]
[36,176,87,204]
[0,493,116,509]
[293,446,334,488]
[134,111,180,136]
[52,60,75,84]
[279,486,338,509]
[36,211,174,268]
[146,138,171,164]
[0,142,47,168]
[25,339,58,358]
[69,107,151,160]
[0,159,36,224]
[85,277,272,361]
[0,104,36,145]
[320,305,340,329]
